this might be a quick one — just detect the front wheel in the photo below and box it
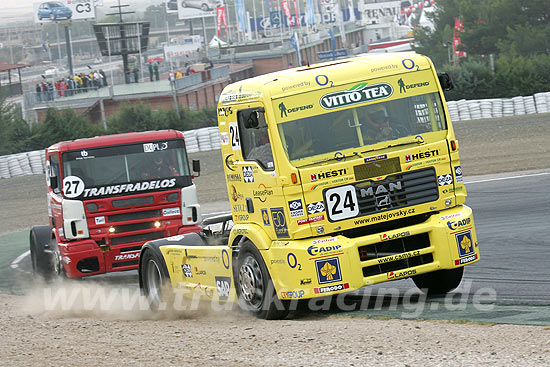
[236,242,289,319]
[412,267,464,295]
[140,249,170,311]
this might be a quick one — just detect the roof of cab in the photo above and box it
[218,52,432,103]
[47,129,184,152]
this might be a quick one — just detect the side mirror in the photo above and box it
[192,159,200,177]
[437,72,454,91]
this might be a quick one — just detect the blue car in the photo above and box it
[37,1,72,21]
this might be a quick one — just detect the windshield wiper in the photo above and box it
[297,152,362,168]
[357,138,426,156]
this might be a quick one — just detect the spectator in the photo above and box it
[133,67,139,83]
[35,84,42,102]
[99,69,107,86]
[148,62,153,82]
[154,61,159,81]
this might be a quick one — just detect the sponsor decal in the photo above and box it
[81,178,177,198]
[297,214,324,225]
[232,204,247,212]
[166,249,182,254]
[404,149,439,162]
[454,166,463,183]
[309,182,329,190]
[311,168,347,182]
[315,257,342,284]
[194,266,206,276]
[314,283,349,294]
[215,276,231,300]
[229,121,241,150]
[280,290,305,299]
[114,252,140,261]
[307,243,342,256]
[311,238,337,245]
[226,173,242,182]
[270,259,285,265]
[281,80,311,92]
[285,104,314,115]
[95,216,105,225]
[438,174,453,186]
[218,106,233,116]
[233,213,249,221]
[230,185,243,202]
[242,166,254,183]
[232,228,249,235]
[165,235,185,242]
[300,278,312,285]
[220,132,229,146]
[222,249,230,269]
[404,156,447,171]
[288,199,305,218]
[440,213,462,221]
[143,142,168,153]
[307,201,325,215]
[334,152,345,161]
[447,218,471,231]
[387,269,417,280]
[261,208,270,226]
[182,264,193,277]
[62,256,71,264]
[455,254,477,265]
[377,250,421,264]
[403,81,430,92]
[364,154,387,163]
[253,184,273,202]
[271,207,289,238]
[320,82,393,110]
[380,231,410,242]
[456,231,474,257]
[443,187,463,194]
[162,207,180,216]
[354,208,415,225]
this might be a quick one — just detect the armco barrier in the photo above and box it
[2,91,550,180]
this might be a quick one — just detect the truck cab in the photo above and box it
[31,130,202,279]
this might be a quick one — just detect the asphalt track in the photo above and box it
[2,169,550,324]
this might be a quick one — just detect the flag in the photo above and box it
[292,0,300,27]
[290,32,301,66]
[216,6,227,36]
[305,0,315,26]
[281,0,292,27]
[328,28,336,60]
[42,33,50,52]
[236,0,247,32]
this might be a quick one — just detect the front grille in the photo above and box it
[358,233,433,277]
[114,222,156,234]
[112,196,154,208]
[111,231,165,246]
[109,209,161,223]
[354,167,438,217]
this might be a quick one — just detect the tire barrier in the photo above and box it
[3,90,550,180]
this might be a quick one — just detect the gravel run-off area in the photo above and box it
[0,114,549,365]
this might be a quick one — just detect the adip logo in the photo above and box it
[242,166,254,183]
[315,257,342,284]
[456,231,474,257]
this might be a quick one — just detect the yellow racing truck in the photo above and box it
[138,52,479,319]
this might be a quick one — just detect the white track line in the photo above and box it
[10,250,30,270]
[465,172,550,184]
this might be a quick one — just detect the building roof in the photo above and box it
[0,63,29,72]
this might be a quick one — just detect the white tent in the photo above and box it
[209,36,228,48]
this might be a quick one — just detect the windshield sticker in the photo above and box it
[143,142,168,153]
[320,82,393,110]
[63,175,85,198]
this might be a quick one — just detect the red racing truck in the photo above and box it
[30,130,202,279]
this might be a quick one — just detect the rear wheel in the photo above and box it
[236,242,289,319]
[140,249,170,310]
[412,267,464,295]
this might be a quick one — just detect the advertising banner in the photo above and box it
[34,0,96,23]
[177,0,216,20]
[163,36,202,60]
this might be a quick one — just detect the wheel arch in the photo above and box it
[138,240,171,291]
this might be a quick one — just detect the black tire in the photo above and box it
[236,242,289,320]
[30,226,56,281]
[412,267,464,295]
[140,249,170,311]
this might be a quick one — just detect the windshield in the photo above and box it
[62,139,191,191]
[278,92,446,163]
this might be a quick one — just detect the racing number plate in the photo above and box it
[325,185,359,221]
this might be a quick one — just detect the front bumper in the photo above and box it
[264,205,479,300]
